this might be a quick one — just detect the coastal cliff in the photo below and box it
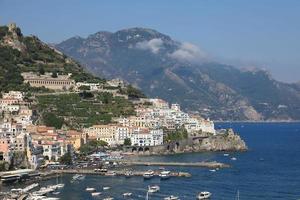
[195,129,248,151]
[125,129,248,155]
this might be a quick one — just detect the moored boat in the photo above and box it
[103,186,111,190]
[197,191,211,199]
[91,192,101,196]
[159,170,171,179]
[143,170,154,179]
[148,185,160,193]
[164,195,180,200]
[123,192,132,197]
[86,187,96,192]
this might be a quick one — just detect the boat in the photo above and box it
[86,187,96,192]
[164,195,180,200]
[106,171,116,176]
[143,170,154,179]
[11,188,22,193]
[103,197,114,200]
[32,186,55,196]
[209,169,216,172]
[159,170,171,179]
[125,170,133,177]
[231,157,237,161]
[71,174,85,182]
[148,185,160,193]
[53,191,60,195]
[22,183,39,193]
[197,191,211,199]
[123,192,132,197]
[91,192,101,196]
[103,186,111,190]
[223,153,229,156]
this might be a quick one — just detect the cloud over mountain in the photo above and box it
[169,42,207,63]
[135,38,164,53]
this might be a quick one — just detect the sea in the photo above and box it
[2,123,300,200]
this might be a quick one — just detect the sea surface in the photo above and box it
[3,123,300,200]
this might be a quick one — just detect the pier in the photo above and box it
[121,161,230,168]
[52,169,192,177]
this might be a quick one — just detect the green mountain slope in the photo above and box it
[0,24,103,93]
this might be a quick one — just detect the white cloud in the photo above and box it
[169,42,207,63]
[135,38,163,54]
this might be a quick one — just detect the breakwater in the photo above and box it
[121,161,229,168]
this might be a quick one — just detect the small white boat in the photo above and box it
[106,171,116,176]
[143,170,154,179]
[91,192,101,196]
[164,195,180,200]
[53,191,60,195]
[103,186,111,190]
[123,192,132,197]
[103,197,114,200]
[231,157,237,161]
[223,153,229,156]
[159,170,171,179]
[148,185,160,193]
[209,169,216,172]
[197,191,211,199]
[86,187,96,192]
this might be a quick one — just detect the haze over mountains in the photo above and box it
[55,28,300,121]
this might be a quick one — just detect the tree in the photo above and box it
[38,65,45,75]
[124,138,131,146]
[51,70,58,78]
[43,112,64,129]
[59,152,72,165]
[78,85,90,91]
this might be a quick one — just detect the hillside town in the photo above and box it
[0,75,217,170]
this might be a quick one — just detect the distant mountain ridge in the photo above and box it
[55,27,300,121]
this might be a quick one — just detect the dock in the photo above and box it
[52,169,192,177]
[121,161,230,168]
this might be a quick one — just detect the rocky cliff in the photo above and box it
[196,129,247,151]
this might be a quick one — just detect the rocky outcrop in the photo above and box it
[195,129,247,151]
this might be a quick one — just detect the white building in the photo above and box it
[130,128,163,147]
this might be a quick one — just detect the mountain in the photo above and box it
[55,28,300,121]
[0,23,103,93]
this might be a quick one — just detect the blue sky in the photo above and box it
[1,0,299,82]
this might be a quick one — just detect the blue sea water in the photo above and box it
[3,123,300,199]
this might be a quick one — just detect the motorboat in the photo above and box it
[148,185,160,193]
[209,169,216,172]
[91,192,101,196]
[164,195,180,200]
[143,170,154,179]
[103,186,111,190]
[223,153,229,156]
[159,170,171,179]
[231,157,237,161]
[86,187,96,192]
[72,174,85,182]
[106,171,116,176]
[53,191,60,195]
[123,192,132,197]
[197,191,211,199]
